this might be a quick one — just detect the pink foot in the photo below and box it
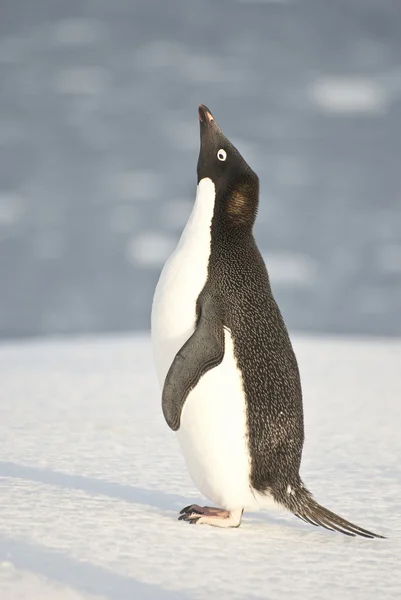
[179,504,243,528]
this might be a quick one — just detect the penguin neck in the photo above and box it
[212,185,257,240]
[177,177,255,263]
[175,177,216,263]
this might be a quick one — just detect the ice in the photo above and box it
[309,77,388,114]
[134,41,187,70]
[261,252,318,286]
[126,232,177,267]
[377,244,401,274]
[53,19,105,46]
[160,200,192,229]
[112,171,162,202]
[0,193,25,226]
[55,68,108,96]
[33,230,64,261]
[0,334,400,599]
[236,0,292,4]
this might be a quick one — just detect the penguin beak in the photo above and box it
[197,104,228,179]
[198,104,214,125]
[198,104,223,146]
[198,104,222,132]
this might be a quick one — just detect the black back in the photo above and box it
[198,105,304,494]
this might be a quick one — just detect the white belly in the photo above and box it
[176,329,257,510]
[151,178,270,511]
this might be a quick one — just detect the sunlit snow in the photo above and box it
[0,334,400,599]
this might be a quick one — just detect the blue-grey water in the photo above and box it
[1,0,401,339]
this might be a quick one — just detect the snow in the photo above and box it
[0,333,400,599]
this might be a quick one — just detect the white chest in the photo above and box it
[150,177,276,511]
[151,178,216,384]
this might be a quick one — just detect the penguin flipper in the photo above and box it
[162,296,225,431]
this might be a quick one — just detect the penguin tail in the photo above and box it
[277,482,385,539]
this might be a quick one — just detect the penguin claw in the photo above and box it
[178,504,219,524]
[178,505,244,527]
[178,511,201,523]
[180,504,203,515]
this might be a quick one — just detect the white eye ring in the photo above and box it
[217,149,227,161]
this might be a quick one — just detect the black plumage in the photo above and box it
[162,105,384,538]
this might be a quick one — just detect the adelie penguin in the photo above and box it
[151,104,384,538]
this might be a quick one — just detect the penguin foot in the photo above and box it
[178,505,243,528]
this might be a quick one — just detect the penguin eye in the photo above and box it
[217,149,227,162]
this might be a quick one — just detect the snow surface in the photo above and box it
[0,333,400,600]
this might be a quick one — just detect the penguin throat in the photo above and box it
[176,177,216,258]
[226,186,257,227]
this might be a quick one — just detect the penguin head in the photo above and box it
[197,104,259,228]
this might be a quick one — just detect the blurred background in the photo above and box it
[1,0,401,341]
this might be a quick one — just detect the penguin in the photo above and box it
[151,104,384,538]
